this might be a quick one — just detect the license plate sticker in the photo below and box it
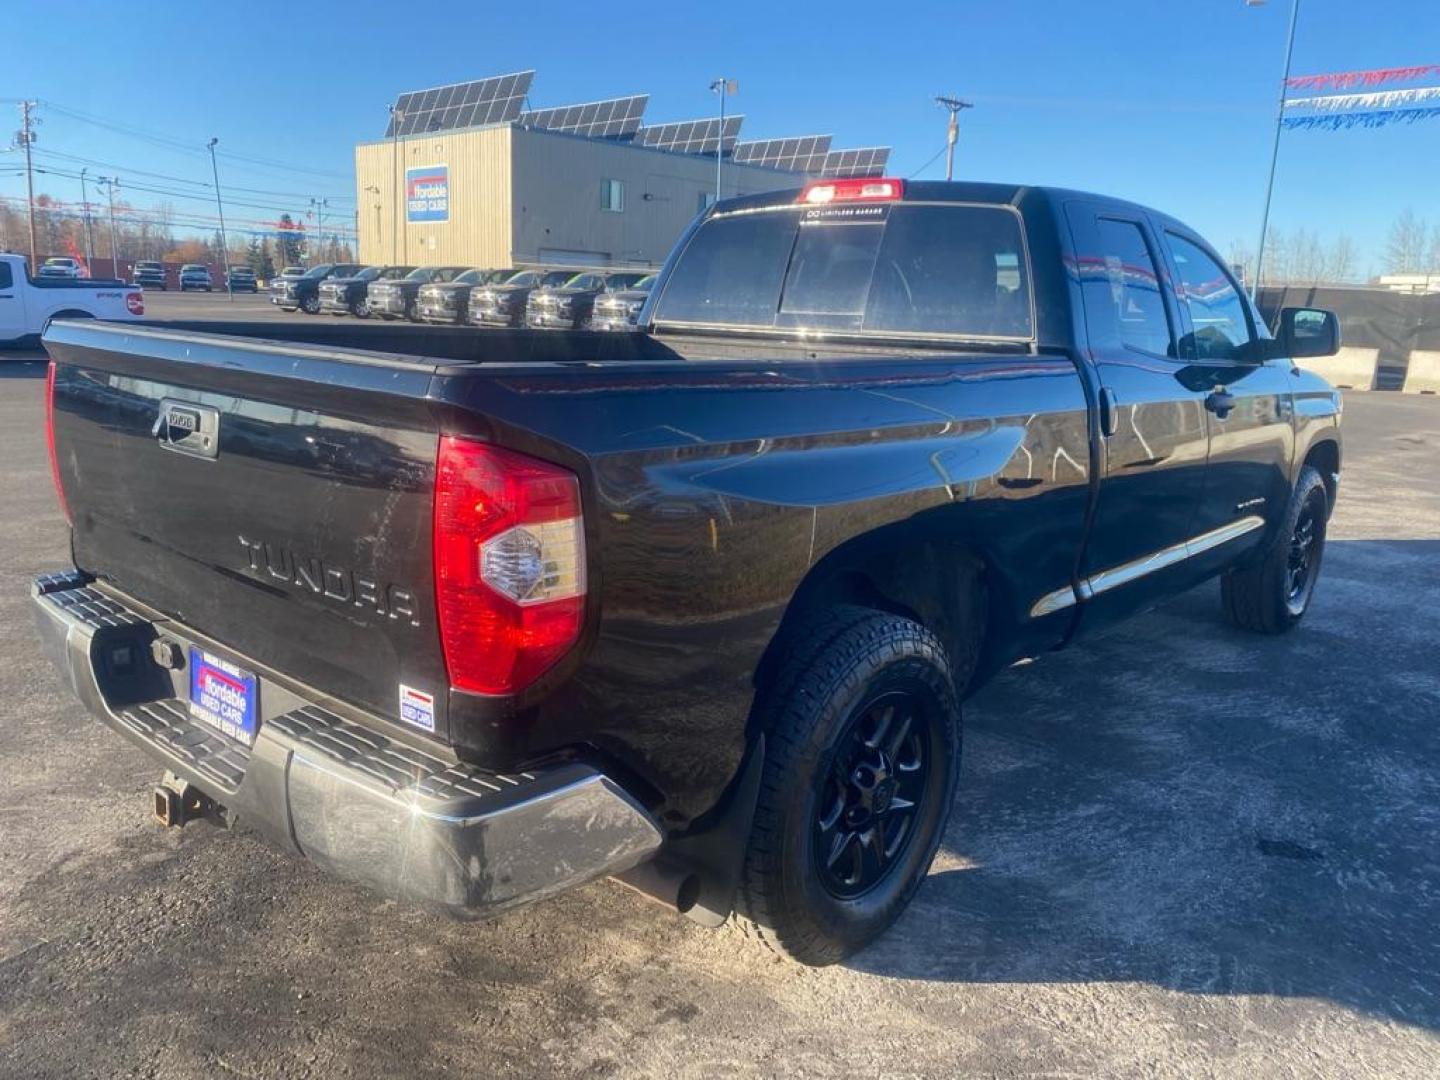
[189,648,258,745]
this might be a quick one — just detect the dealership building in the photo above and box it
[354,70,889,270]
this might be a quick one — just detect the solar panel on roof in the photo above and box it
[519,94,649,139]
[385,71,535,136]
[732,135,834,173]
[635,115,744,156]
[817,147,891,178]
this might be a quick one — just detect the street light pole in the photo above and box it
[934,96,973,181]
[1250,0,1301,297]
[207,138,233,302]
[709,78,737,203]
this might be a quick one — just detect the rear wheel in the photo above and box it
[1221,466,1329,633]
[737,606,960,966]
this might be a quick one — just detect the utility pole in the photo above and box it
[79,167,96,271]
[17,100,40,274]
[99,176,120,279]
[709,79,737,202]
[934,96,973,181]
[310,196,329,262]
[1249,0,1301,297]
[389,104,404,263]
[207,138,234,302]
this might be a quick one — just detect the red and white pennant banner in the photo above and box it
[1287,64,1440,92]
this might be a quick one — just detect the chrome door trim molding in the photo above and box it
[1029,515,1266,618]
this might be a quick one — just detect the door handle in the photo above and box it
[1099,387,1118,437]
[1205,388,1235,420]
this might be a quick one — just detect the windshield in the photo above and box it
[653,203,1032,339]
[604,273,645,291]
[380,266,413,279]
[452,269,485,284]
[44,258,74,266]
[563,273,602,290]
[633,274,657,291]
[404,267,433,281]
[182,265,206,273]
[301,264,334,279]
[137,262,161,270]
[542,271,573,286]
[501,271,540,287]
[353,267,382,281]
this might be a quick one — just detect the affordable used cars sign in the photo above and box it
[406,164,449,223]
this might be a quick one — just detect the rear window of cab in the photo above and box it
[652,202,1032,340]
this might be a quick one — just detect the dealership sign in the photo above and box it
[406,164,449,223]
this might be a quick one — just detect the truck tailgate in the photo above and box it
[43,321,452,741]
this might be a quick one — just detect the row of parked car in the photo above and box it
[131,261,261,292]
[269,263,655,331]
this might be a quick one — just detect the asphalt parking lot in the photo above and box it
[2,307,1438,1077]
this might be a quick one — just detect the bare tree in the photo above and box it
[1384,209,1429,274]
[1326,236,1358,283]
[1289,228,1328,284]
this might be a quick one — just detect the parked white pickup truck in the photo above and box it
[0,253,144,346]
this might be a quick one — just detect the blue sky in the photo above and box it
[4,0,1437,273]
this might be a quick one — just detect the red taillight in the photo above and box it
[433,436,586,695]
[800,177,904,205]
[45,360,71,524]
[125,291,144,316]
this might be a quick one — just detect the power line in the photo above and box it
[31,146,352,201]
[29,160,344,219]
[908,143,950,178]
[39,100,352,181]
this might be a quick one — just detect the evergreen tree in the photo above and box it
[277,214,304,266]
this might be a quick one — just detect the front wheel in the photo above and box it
[1221,465,1329,633]
[350,298,369,319]
[300,295,321,315]
[736,606,960,966]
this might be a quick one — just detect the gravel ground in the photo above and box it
[2,315,1438,1078]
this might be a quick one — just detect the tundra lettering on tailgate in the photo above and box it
[237,535,421,626]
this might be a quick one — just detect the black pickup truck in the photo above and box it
[525,271,651,329]
[271,263,363,314]
[367,266,470,322]
[318,265,416,318]
[35,179,1342,966]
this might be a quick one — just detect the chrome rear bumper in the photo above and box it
[32,572,663,917]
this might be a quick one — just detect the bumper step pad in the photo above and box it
[32,572,664,915]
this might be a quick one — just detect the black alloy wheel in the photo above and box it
[813,690,935,899]
[1284,488,1325,616]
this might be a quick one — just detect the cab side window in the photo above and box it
[1166,233,1253,361]
[1089,219,1174,357]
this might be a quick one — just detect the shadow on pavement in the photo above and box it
[851,539,1440,1032]
[0,350,48,377]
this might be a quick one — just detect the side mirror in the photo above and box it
[1277,306,1340,359]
